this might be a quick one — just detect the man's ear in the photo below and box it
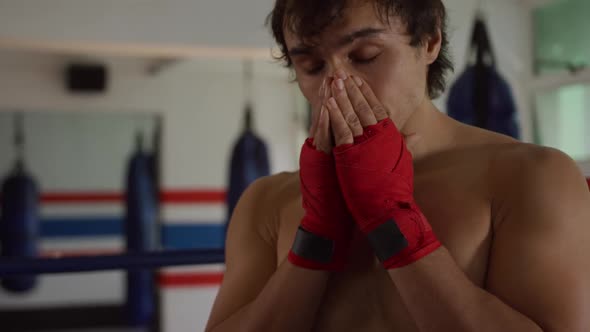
[424,28,442,65]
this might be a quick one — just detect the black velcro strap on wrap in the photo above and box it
[291,227,334,264]
[367,220,408,262]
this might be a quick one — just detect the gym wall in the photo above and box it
[0,52,305,331]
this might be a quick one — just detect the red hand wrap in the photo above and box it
[288,139,354,271]
[333,119,441,269]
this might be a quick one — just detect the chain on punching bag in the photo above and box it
[0,113,40,293]
[124,132,158,327]
[447,16,520,139]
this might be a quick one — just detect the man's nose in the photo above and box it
[323,59,354,83]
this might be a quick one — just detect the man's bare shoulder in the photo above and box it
[489,141,583,191]
[247,171,299,202]
[452,122,580,182]
[257,171,300,204]
[451,120,518,147]
[238,171,300,243]
[449,123,585,205]
[482,138,588,232]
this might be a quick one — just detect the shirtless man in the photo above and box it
[206,1,590,331]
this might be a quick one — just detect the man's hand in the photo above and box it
[288,78,355,271]
[324,70,441,269]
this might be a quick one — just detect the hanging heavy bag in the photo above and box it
[125,134,158,327]
[0,162,40,293]
[447,17,520,139]
[226,105,270,228]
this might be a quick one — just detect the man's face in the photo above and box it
[284,1,439,130]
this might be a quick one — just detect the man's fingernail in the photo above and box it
[353,76,363,87]
[336,79,345,91]
[328,97,338,108]
[336,69,348,80]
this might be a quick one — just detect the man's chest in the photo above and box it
[278,166,493,276]
[275,164,494,331]
[413,169,493,284]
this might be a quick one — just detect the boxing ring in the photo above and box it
[0,249,225,276]
[0,249,226,331]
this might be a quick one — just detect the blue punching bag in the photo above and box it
[124,133,158,327]
[0,114,40,293]
[0,165,40,293]
[447,17,520,139]
[226,106,270,227]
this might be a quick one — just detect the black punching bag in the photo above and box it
[124,133,157,327]
[0,115,40,293]
[447,17,520,139]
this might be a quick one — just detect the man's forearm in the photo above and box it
[209,260,329,332]
[388,247,543,332]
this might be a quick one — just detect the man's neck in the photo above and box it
[399,99,456,161]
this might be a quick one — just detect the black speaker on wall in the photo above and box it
[65,63,108,93]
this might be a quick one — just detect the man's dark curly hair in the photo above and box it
[266,0,453,99]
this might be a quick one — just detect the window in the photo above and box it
[534,0,590,76]
[535,84,590,160]
[533,0,590,162]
